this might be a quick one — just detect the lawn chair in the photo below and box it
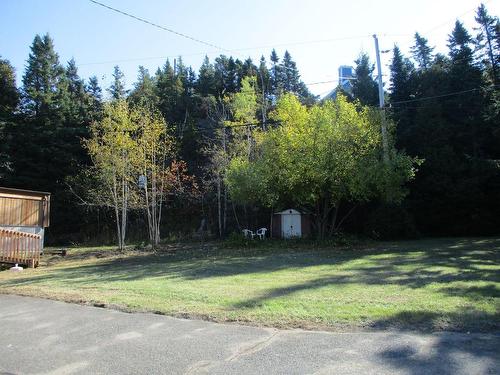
[256,228,267,240]
[242,229,255,239]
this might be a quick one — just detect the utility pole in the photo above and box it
[373,34,389,163]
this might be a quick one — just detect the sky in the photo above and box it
[1,0,499,97]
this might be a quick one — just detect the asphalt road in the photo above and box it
[0,295,498,375]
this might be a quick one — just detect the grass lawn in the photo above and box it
[0,238,498,332]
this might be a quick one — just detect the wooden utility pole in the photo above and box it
[373,34,389,163]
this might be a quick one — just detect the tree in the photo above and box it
[85,100,139,249]
[0,57,19,179]
[197,56,216,96]
[388,45,415,147]
[156,59,184,127]
[22,33,64,118]
[135,106,175,247]
[129,66,157,107]
[352,52,379,106]
[0,57,19,118]
[281,50,300,93]
[269,49,283,98]
[411,33,434,70]
[474,3,499,83]
[226,94,418,238]
[108,65,127,100]
[86,75,103,117]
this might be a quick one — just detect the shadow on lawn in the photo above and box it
[374,312,500,375]
[1,237,499,331]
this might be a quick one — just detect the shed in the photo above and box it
[272,209,311,239]
[0,187,51,267]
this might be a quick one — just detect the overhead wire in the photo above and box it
[88,0,231,53]
[388,84,499,106]
[86,0,372,88]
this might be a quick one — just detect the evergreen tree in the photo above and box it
[388,45,416,148]
[108,65,127,100]
[0,57,19,118]
[22,33,64,118]
[281,50,301,93]
[129,66,157,106]
[86,75,103,117]
[0,57,19,180]
[241,57,257,79]
[474,3,499,83]
[197,56,216,96]
[411,33,434,70]
[156,59,183,125]
[269,49,283,97]
[352,52,379,106]
[63,58,89,123]
[257,55,270,96]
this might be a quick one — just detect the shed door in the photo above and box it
[282,214,301,239]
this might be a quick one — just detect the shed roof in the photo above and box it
[275,208,301,215]
[0,187,51,201]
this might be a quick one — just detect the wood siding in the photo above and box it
[0,197,45,227]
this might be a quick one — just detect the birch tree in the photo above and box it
[85,100,138,250]
[135,107,175,248]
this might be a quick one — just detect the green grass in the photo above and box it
[1,238,499,332]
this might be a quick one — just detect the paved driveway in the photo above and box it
[0,295,498,374]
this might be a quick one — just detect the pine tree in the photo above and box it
[156,59,183,125]
[411,33,434,70]
[389,46,415,103]
[129,66,157,106]
[352,52,379,106]
[388,45,415,147]
[474,3,499,83]
[108,65,127,100]
[197,56,216,96]
[0,57,19,179]
[63,58,89,122]
[86,75,103,117]
[257,56,270,96]
[269,49,283,97]
[241,57,257,79]
[281,50,301,93]
[0,57,18,118]
[22,33,64,118]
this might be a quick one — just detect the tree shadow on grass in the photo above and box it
[373,310,500,374]
[1,237,499,332]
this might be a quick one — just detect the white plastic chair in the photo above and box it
[242,229,255,239]
[256,228,267,240]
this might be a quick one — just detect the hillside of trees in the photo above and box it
[0,4,499,244]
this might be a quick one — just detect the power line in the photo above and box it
[388,85,498,106]
[86,0,365,81]
[78,35,373,67]
[424,0,493,35]
[88,0,231,53]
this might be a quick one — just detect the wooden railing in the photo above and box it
[0,228,41,268]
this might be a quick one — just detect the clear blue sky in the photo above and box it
[1,0,498,97]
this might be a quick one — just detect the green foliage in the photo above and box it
[3,13,500,244]
[411,33,434,70]
[226,94,418,237]
[108,65,127,100]
[352,52,379,106]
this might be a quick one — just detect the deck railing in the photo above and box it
[0,228,41,268]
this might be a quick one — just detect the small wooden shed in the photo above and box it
[272,209,311,239]
[0,187,51,267]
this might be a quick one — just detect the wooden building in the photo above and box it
[0,187,51,267]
